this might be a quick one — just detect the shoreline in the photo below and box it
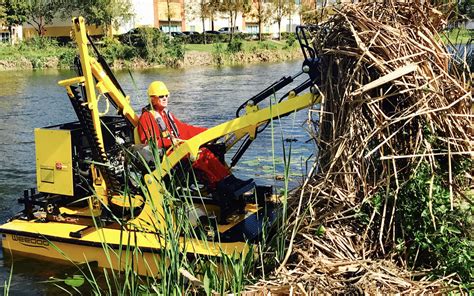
[0,48,303,71]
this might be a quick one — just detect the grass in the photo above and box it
[0,37,296,70]
[0,37,76,68]
[442,27,473,44]
[185,40,289,52]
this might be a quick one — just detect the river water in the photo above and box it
[0,60,317,294]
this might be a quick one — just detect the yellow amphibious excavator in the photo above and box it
[0,17,321,275]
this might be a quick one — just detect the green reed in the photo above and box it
[34,95,306,294]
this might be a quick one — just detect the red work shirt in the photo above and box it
[138,109,207,147]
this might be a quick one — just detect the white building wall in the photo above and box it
[185,8,245,32]
[186,10,300,34]
[117,0,155,33]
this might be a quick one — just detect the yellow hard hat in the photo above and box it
[148,81,169,97]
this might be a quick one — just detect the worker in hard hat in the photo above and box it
[138,81,253,193]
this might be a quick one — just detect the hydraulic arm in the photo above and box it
[56,17,321,230]
[0,18,324,275]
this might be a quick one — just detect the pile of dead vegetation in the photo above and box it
[259,1,473,294]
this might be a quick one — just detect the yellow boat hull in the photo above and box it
[0,202,274,276]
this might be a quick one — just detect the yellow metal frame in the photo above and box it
[0,17,323,274]
[56,17,320,233]
[35,128,74,196]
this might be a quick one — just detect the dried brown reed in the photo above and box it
[256,1,473,294]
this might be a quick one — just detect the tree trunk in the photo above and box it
[202,17,207,44]
[229,11,233,43]
[258,0,263,41]
[289,14,292,33]
[167,0,172,37]
[278,20,281,40]
[8,26,14,45]
[233,10,237,34]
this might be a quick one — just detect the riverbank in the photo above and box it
[0,50,301,70]
[0,38,302,71]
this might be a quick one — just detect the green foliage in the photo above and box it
[16,36,61,68]
[62,0,134,34]
[58,48,76,68]
[20,35,57,49]
[458,0,473,19]
[101,37,136,61]
[384,159,473,282]
[64,275,85,288]
[442,27,473,44]
[0,35,75,68]
[29,55,46,68]
[257,41,277,50]
[212,42,225,65]
[226,37,243,53]
[1,0,28,28]
[115,27,185,66]
[126,27,165,60]
[165,38,185,66]
[284,33,296,48]
[24,0,57,36]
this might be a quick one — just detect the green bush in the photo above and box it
[101,37,136,61]
[212,43,225,65]
[20,36,58,50]
[29,56,46,68]
[117,28,185,66]
[281,32,296,40]
[58,48,77,68]
[285,33,297,48]
[164,38,185,66]
[227,37,243,53]
[377,159,474,282]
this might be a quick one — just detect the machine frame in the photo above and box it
[0,17,321,275]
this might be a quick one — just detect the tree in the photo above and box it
[271,0,290,40]
[165,0,173,37]
[0,0,27,43]
[219,0,251,42]
[286,0,297,33]
[204,0,221,31]
[2,0,56,38]
[186,0,211,43]
[185,0,221,43]
[458,0,473,20]
[248,0,272,41]
[0,3,6,20]
[63,0,134,37]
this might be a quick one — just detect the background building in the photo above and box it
[19,0,312,39]
[0,22,22,44]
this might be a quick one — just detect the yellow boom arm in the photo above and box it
[57,17,320,232]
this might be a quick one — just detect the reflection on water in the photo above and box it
[0,61,317,294]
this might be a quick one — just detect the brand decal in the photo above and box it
[49,215,79,223]
[12,235,49,249]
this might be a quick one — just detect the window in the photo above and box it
[190,25,195,32]
[0,32,10,43]
[160,25,180,33]
[246,25,258,34]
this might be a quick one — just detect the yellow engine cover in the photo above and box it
[35,128,73,196]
